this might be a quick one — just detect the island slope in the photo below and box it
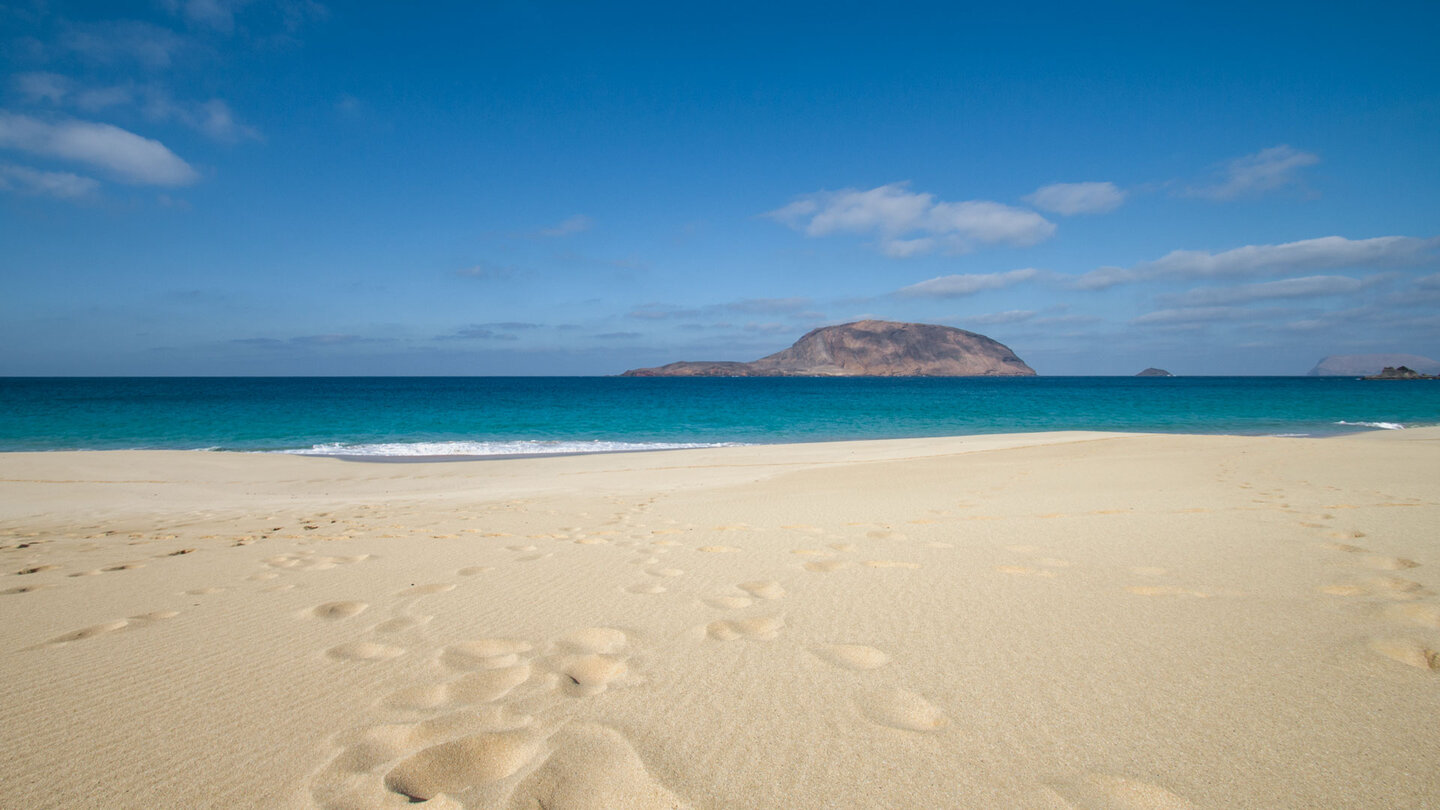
[623,320,1036,377]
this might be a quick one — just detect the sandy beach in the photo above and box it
[1,429,1438,809]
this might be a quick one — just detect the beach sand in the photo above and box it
[1,429,1438,808]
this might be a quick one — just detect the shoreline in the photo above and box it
[2,428,1438,807]
[0,419,1422,461]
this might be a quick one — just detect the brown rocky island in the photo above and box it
[622,319,1036,377]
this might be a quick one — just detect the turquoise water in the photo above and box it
[1,377,1437,456]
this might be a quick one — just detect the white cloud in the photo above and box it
[0,112,199,186]
[1186,145,1319,200]
[1024,181,1126,215]
[898,268,1043,298]
[534,214,594,237]
[963,310,1038,325]
[1075,235,1440,290]
[1161,275,1369,307]
[13,72,72,104]
[767,182,1055,256]
[0,163,100,199]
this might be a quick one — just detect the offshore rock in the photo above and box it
[621,320,1036,377]
[1135,368,1174,377]
[1309,354,1440,376]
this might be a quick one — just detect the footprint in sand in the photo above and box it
[442,639,533,671]
[327,641,405,661]
[1369,638,1440,672]
[865,560,921,569]
[3,583,58,595]
[1359,556,1421,571]
[625,583,667,595]
[697,545,740,553]
[374,615,432,633]
[1321,575,1431,600]
[508,723,692,810]
[737,580,785,600]
[383,664,533,710]
[457,566,492,576]
[866,530,908,541]
[706,615,785,641]
[44,619,130,645]
[1382,602,1440,629]
[805,560,850,573]
[858,687,947,731]
[310,601,368,620]
[1039,772,1197,809]
[385,727,547,801]
[813,643,890,670]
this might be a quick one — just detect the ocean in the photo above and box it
[0,371,1434,455]
[0,376,1436,456]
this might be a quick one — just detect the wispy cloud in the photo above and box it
[59,20,189,69]
[961,310,1038,326]
[438,325,520,341]
[595,331,641,339]
[1130,306,1260,326]
[1160,275,1371,307]
[1024,181,1125,215]
[1075,235,1440,290]
[14,75,262,143]
[897,268,1043,298]
[456,261,521,280]
[164,0,250,33]
[234,333,382,347]
[0,162,100,199]
[1186,145,1319,201]
[0,112,199,185]
[533,214,594,237]
[766,182,1055,257]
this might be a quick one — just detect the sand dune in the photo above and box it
[1,429,1438,807]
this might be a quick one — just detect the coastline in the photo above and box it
[2,429,1438,807]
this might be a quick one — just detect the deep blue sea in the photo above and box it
[0,377,1437,456]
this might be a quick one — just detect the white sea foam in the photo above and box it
[1334,420,1406,430]
[274,440,742,457]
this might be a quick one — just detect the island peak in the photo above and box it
[622,320,1035,377]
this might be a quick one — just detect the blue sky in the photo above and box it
[2,1,1437,375]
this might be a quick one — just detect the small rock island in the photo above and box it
[622,320,1035,377]
[1135,368,1174,377]
[1363,366,1438,380]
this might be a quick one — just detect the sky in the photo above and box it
[1,1,1438,376]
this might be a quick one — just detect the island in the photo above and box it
[1135,368,1174,377]
[1308,353,1440,376]
[622,320,1036,377]
[1364,366,1438,380]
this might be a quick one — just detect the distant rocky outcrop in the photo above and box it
[622,320,1036,377]
[1309,354,1440,376]
[1364,366,1438,380]
[1135,368,1173,377]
